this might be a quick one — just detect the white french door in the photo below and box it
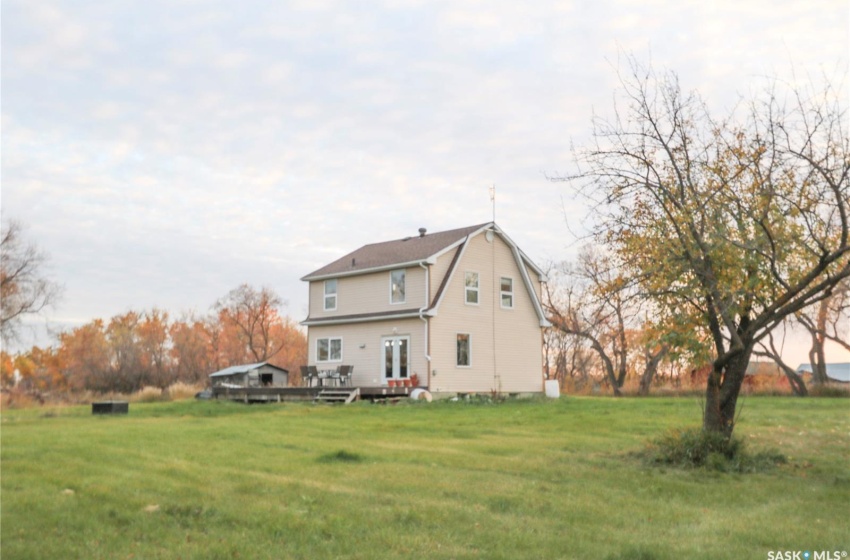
[382,336,410,381]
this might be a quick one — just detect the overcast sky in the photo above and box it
[2,0,848,363]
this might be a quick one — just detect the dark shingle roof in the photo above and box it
[302,223,489,280]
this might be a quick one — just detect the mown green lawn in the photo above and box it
[2,396,848,559]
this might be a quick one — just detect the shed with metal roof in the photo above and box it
[209,362,290,388]
[796,362,850,383]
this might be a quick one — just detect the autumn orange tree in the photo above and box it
[4,284,308,395]
[214,284,287,363]
[558,59,849,437]
[57,319,112,392]
[169,313,216,384]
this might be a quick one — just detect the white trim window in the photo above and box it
[500,277,514,309]
[456,333,471,367]
[390,269,406,304]
[324,279,338,311]
[464,271,479,305]
[317,337,343,362]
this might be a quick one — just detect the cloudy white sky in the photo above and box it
[2,0,848,363]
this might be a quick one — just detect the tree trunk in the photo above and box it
[615,309,628,387]
[591,339,622,397]
[616,350,628,388]
[703,346,753,438]
[810,299,830,384]
[638,345,669,396]
[780,364,808,396]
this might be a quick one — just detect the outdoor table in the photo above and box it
[318,370,338,387]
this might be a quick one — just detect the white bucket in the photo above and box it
[409,388,433,402]
[544,379,560,399]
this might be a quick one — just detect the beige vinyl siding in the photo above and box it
[428,232,543,394]
[429,246,461,304]
[308,266,427,318]
[307,318,428,387]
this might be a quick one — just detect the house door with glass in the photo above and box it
[382,336,410,382]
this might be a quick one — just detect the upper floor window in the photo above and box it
[324,279,338,310]
[390,269,406,304]
[465,272,479,305]
[500,277,514,308]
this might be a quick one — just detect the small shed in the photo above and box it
[209,362,289,388]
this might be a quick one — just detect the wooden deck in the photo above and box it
[211,385,427,403]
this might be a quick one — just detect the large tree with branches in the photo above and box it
[213,284,290,363]
[544,246,674,396]
[558,59,849,437]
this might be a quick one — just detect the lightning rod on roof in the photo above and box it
[489,184,496,223]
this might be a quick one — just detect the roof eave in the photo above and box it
[301,258,435,282]
[301,310,427,326]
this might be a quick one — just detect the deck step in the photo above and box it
[315,388,360,405]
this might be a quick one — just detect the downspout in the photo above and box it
[419,261,432,386]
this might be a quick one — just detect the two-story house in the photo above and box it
[301,222,550,396]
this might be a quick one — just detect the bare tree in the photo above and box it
[1,220,63,344]
[544,257,624,395]
[214,284,288,363]
[545,248,676,396]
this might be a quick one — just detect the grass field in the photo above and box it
[2,396,848,559]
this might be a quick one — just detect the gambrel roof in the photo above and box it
[301,222,550,327]
[301,224,488,281]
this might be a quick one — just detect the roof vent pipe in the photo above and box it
[419,228,427,237]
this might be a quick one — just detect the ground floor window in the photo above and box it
[317,337,342,362]
[456,333,471,367]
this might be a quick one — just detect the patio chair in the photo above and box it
[300,365,318,388]
[337,365,353,387]
[308,365,320,387]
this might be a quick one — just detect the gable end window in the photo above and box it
[500,277,514,309]
[317,337,342,362]
[390,269,406,304]
[456,333,471,367]
[464,272,479,305]
[324,279,338,311]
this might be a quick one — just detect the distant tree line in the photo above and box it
[0,284,307,394]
